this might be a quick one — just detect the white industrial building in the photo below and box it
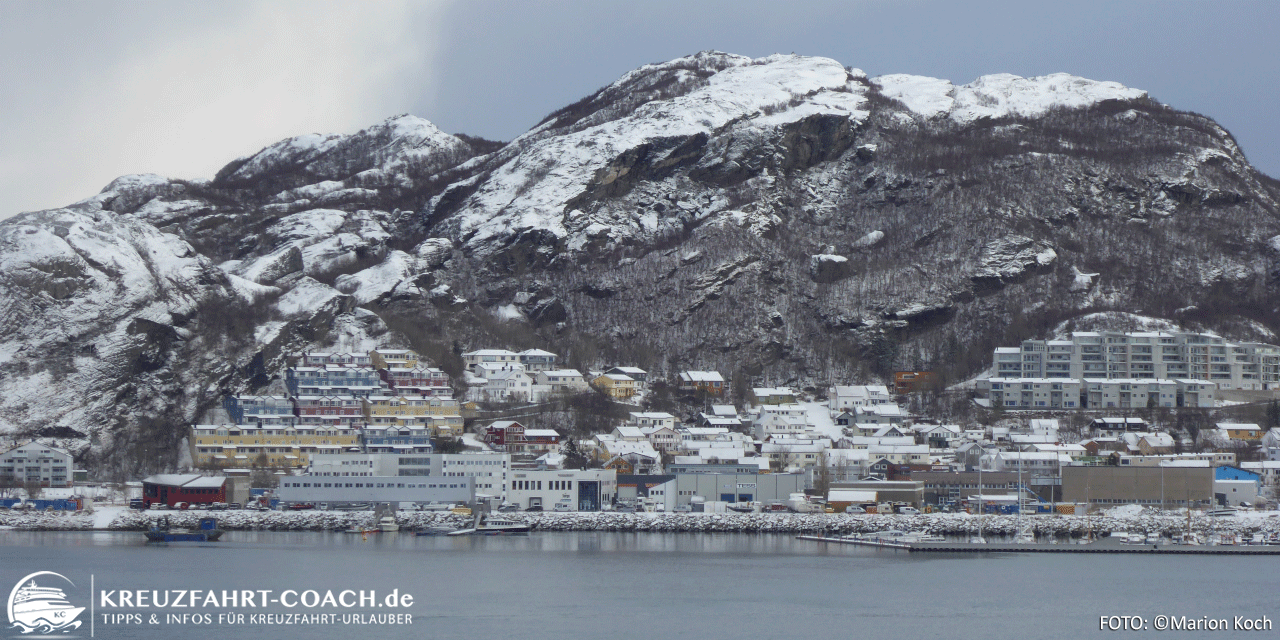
[306,452,511,496]
[505,469,616,511]
[276,475,475,506]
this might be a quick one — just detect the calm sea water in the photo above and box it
[0,530,1274,639]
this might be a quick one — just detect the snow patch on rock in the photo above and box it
[874,72,1147,124]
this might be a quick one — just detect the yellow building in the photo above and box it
[594,373,637,399]
[363,396,463,436]
[1218,422,1264,441]
[370,349,420,370]
[190,424,360,468]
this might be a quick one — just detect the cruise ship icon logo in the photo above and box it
[7,572,84,634]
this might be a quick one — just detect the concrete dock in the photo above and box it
[798,535,1280,555]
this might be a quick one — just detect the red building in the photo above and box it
[379,366,451,396]
[483,421,562,454]
[141,474,227,507]
[294,396,364,424]
[894,371,938,394]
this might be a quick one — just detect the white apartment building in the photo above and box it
[0,442,74,488]
[997,331,1280,390]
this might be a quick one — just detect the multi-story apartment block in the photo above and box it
[300,352,373,368]
[987,378,1083,409]
[369,348,419,370]
[379,365,451,396]
[294,395,365,426]
[359,425,434,453]
[223,395,296,426]
[1003,331,1280,390]
[362,396,462,435]
[190,423,361,468]
[286,365,387,397]
[0,442,74,488]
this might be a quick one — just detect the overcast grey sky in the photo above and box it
[2,1,1277,218]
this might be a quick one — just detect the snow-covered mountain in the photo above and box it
[2,52,1278,477]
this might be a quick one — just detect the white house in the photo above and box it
[829,385,893,411]
[463,349,521,373]
[480,369,536,402]
[535,369,589,393]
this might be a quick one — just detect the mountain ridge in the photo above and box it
[2,51,1278,477]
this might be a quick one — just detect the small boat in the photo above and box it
[145,516,223,542]
[1014,529,1036,544]
[414,526,457,536]
[378,516,400,533]
[10,578,85,633]
[343,526,378,534]
[1206,507,1239,517]
[447,513,531,536]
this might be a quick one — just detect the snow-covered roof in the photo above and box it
[680,371,724,382]
[523,429,561,438]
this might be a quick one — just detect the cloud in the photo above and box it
[0,0,449,218]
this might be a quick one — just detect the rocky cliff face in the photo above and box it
[2,52,1278,476]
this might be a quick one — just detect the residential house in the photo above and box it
[481,369,536,402]
[678,371,725,396]
[1216,423,1264,441]
[828,385,893,411]
[854,404,905,425]
[751,387,796,405]
[604,367,649,388]
[536,369,589,394]
[462,349,521,373]
[593,373,638,400]
[1091,417,1149,438]
[518,349,558,372]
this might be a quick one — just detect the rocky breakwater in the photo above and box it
[4,509,1280,538]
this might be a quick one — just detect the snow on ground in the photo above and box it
[333,250,419,304]
[454,53,869,254]
[92,505,127,529]
[800,402,840,441]
[874,72,1147,124]
[492,304,526,321]
[275,277,345,317]
[460,433,491,451]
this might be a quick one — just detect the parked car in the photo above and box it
[845,505,865,514]
[227,503,242,510]
[674,504,693,513]
[525,505,543,512]
[552,503,572,512]
[897,506,921,515]
[128,499,146,511]
[172,502,189,511]
[498,504,520,513]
